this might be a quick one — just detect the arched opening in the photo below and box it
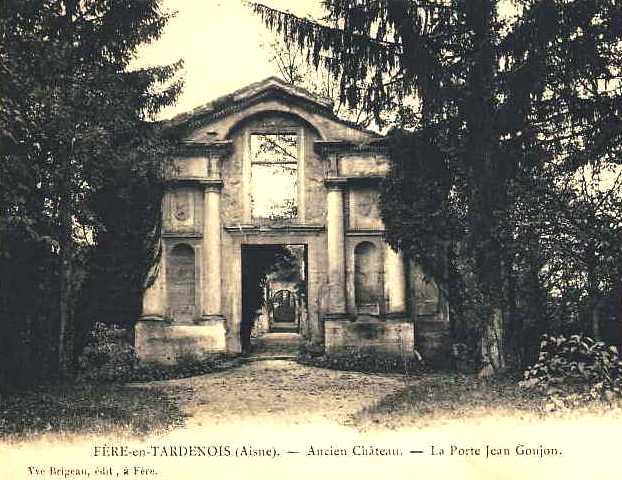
[166,243,196,322]
[354,241,381,315]
[270,289,298,325]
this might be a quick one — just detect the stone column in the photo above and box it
[202,180,224,320]
[325,179,347,317]
[384,243,407,314]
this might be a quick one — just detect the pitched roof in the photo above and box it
[167,76,335,128]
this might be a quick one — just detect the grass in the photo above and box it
[2,371,621,441]
[0,382,187,442]
[351,373,622,429]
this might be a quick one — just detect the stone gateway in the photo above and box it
[136,77,449,365]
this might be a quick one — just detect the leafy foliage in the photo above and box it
[0,383,185,439]
[1,0,182,386]
[77,322,138,383]
[522,334,622,408]
[298,345,423,374]
[251,0,622,370]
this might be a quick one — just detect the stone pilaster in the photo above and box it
[202,180,224,320]
[384,243,407,314]
[325,178,347,317]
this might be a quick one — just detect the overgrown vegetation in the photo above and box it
[76,322,239,383]
[77,322,138,383]
[0,0,181,389]
[0,383,186,440]
[521,334,622,410]
[298,345,424,374]
[251,0,622,373]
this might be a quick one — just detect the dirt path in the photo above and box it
[129,333,408,427]
[3,336,622,480]
[138,358,407,427]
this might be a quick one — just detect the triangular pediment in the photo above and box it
[166,77,380,143]
[170,77,332,127]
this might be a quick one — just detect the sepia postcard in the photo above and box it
[2,1,621,479]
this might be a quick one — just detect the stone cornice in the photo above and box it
[203,89,334,123]
[224,224,325,236]
[164,77,383,141]
[169,90,336,136]
[162,232,203,239]
[346,229,385,236]
[202,179,224,191]
[314,140,352,156]
[342,175,385,185]
[314,139,390,156]
[176,140,233,157]
[165,177,224,188]
[324,177,348,190]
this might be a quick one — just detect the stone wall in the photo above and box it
[138,79,451,366]
[324,320,415,357]
[135,320,226,365]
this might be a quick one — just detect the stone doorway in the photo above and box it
[240,244,307,354]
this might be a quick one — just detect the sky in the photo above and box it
[134,0,326,120]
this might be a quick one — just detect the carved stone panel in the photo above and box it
[168,188,198,232]
[339,153,390,176]
[349,187,383,230]
[354,241,382,314]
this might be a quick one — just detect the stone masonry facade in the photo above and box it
[136,77,450,365]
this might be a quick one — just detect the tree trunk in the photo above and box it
[586,245,601,341]
[479,307,506,377]
[462,0,507,375]
[58,147,74,377]
[57,0,77,379]
[591,299,601,341]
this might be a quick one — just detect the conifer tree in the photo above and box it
[250,0,622,370]
[1,0,182,379]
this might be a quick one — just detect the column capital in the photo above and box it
[324,177,348,191]
[201,179,224,192]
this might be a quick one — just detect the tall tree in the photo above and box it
[250,0,622,371]
[1,0,181,380]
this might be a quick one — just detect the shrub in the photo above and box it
[77,322,138,383]
[77,323,239,383]
[521,334,622,409]
[298,346,423,374]
[127,354,236,382]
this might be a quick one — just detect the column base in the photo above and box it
[197,314,226,325]
[324,319,415,357]
[139,315,171,324]
[135,316,227,365]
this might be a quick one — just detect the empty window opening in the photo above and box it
[250,133,298,221]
